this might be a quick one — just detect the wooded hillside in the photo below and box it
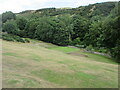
[2,1,120,61]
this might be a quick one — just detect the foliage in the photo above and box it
[2,34,30,43]
[72,15,89,41]
[25,19,38,38]
[34,15,73,46]
[2,20,18,35]
[16,18,27,30]
[2,34,15,41]
[111,40,120,61]
[84,21,103,47]
[2,11,16,23]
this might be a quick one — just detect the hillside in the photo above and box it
[18,2,116,17]
[2,1,120,60]
[2,39,118,88]
[1,1,119,88]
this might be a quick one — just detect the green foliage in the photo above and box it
[24,38,30,43]
[72,15,89,41]
[35,17,54,41]
[2,34,15,41]
[25,19,38,38]
[2,11,16,23]
[16,18,27,30]
[110,40,120,62]
[71,37,81,45]
[96,48,108,53]
[35,15,73,46]
[2,34,30,43]
[91,2,116,16]
[84,21,103,47]
[86,45,94,51]
[102,17,118,48]
[2,20,18,35]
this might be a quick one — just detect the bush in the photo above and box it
[2,34,30,43]
[71,38,81,45]
[24,38,30,43]
[2,20,18,35]
[86,45,94,51]
[2,34,15,41]
[3,35,15,41]
[2,11,16,23]
[15,36,25,43]
[97,48,107,53]
[110,40,120,62]
[75,44,85,48]
[16,18,27,30]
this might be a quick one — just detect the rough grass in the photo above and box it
[2,40,118,88]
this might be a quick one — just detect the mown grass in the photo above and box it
[50,47,118,64]
[49,47,79,53]
[31,69,97,88]
[2,40,118,88]
[8,80,19,85]
[31,68,117,88]
[5,75,41,88]
[79,51,118,64]
[3,52,19,57]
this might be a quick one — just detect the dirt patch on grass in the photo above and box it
[67,52,88,57]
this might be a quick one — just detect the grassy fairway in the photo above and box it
[2,40,118,88]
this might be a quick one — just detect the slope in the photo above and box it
[2,40,118,88]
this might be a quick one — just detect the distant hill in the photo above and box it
[18,2,117,18]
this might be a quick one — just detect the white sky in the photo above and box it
[0,0,119,14]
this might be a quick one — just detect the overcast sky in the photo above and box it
[0,0,119,14]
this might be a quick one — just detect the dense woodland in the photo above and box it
[1,2,120,61]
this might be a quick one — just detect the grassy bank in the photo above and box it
[2,40,118,88]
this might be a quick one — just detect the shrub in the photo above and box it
[71,38,81,45]
[2,20,18,35]
[14,36,25,43]
[86,45,94,51]
[97,49,107,53]
[2,34,15,41]
[75,44,85,48]
[3,35,15,41]
[2,34,30,43]
[2,11,16,23]
[110,40,120,62]
[24,38,30,43]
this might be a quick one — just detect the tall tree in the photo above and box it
[16,18,27,30]
[2,11,16,23]
[72,15,89,41]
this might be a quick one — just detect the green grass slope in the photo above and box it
[2,40,118,88]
